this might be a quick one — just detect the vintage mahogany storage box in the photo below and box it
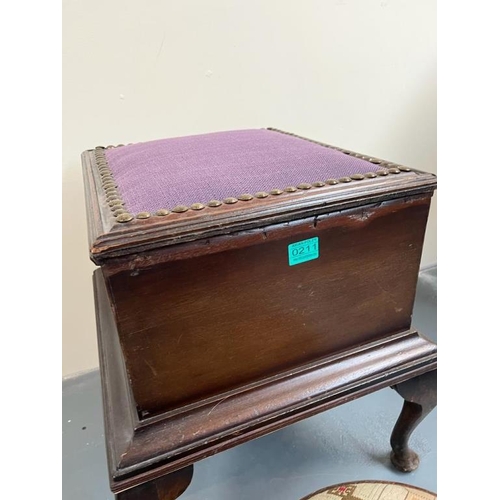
[82,128,437,499]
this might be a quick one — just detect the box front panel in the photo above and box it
[104,195,431,417]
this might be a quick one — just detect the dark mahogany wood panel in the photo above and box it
[94,268,436,492]
[103,194,432,417]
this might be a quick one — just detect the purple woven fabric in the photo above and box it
[105,129,378,213]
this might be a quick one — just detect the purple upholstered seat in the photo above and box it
[105,129,382,214]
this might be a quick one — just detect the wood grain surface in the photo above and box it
[103,194,432,416]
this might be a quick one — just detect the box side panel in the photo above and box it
[104,195,431,416]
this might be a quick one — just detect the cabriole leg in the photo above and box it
[390,369,437,472]
[116,465,194,500]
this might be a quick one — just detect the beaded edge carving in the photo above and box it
[92,130,413,224]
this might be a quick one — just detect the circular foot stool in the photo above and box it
[302,480,436,500]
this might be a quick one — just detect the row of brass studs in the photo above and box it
[108,168,407,222]
[266,128,413,172]
[93,146,137,223]
[94,142,411,223]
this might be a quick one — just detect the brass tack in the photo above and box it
[269,189,283,195]
[104,188,118,195]
[297,183,312,190]
[208,200,222,207]
[376,169,389,176]
[238,193,253,201]
[368,158,382,164]
[113,209,127,216]
[172,205,189,213]
[388,167,401,174]
[284,186,298,192]
[255,191,269,198]
[223,197,238,204]
[190,203,206,210]
[108,199,124,207]
[350,174,365,181]
[399,166,412,172]
[116,213,133,223]
[95,146,105,150]
[136,212,151,219]
[106,145,115,149]
[326,178,339,185]
[101,176,114,183]
[339,177,352,183]
[107,195,121,202]
[155,209,170,216]
[365,172,377,178]
[312,181,326,187]
[111,204,125,212]
[116,144,125,147]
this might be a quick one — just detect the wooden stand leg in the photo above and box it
[390,369,437,472]
[116,465,194,500]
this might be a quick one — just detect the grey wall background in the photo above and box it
[63,0,436,376]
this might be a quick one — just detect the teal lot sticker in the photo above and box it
[288,237,319,266]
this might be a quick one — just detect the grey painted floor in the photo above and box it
[62,266,437,500]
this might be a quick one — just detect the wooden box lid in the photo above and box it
[82,128,436,264]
